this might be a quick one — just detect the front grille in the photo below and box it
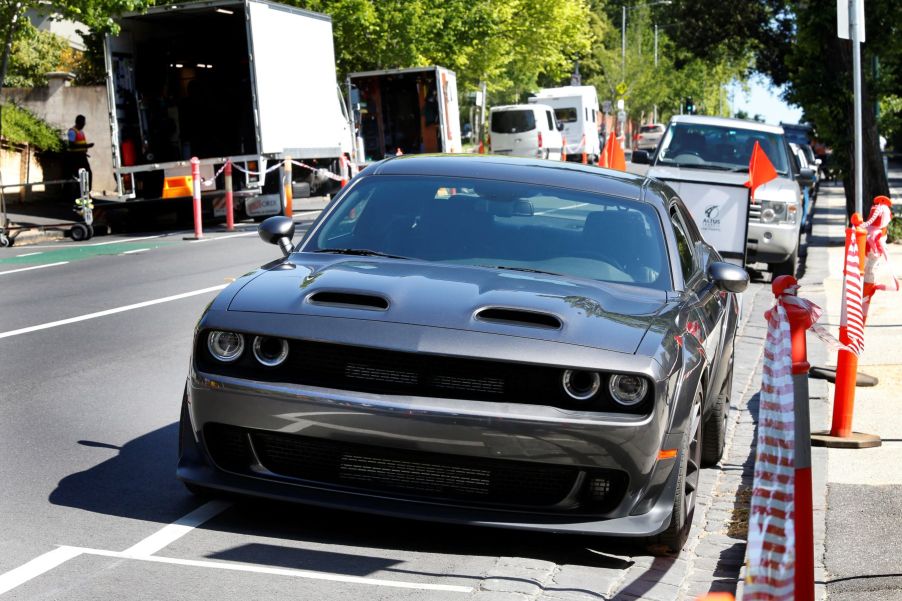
[196,335,652,414]
[203,423,627,513]
[748,203,761,222]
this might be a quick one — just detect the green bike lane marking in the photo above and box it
[0,240,177,266]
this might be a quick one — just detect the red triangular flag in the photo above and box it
[744,141,778,201]
[599,132,626,172]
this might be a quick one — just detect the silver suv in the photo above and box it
[635,115,812,276]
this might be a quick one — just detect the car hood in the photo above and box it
[648,165,798,202]
[227,256,670,355]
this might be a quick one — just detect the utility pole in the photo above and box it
[849,0,863,216]
[621,5,627,83]
[653,24,658,123]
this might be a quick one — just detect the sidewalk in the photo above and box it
[802,181,902,600]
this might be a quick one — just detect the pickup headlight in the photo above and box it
[760,200,797,225]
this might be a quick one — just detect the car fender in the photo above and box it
[665,327,706,437]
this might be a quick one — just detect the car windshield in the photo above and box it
[491,110,536,133]
[657,122,790,174]
[307,175,671,290]
[554,107,578,123]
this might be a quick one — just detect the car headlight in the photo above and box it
[608,374,649,406]
[562,369,602,400]
[253,336,289,367]
[760,200,797,224]
[207,331,244,362]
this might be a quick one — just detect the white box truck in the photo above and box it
[101,0,354,224]
[529,86,601,163]
[347,66,462,161]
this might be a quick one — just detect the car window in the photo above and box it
[491,110,536,133]
[657,122,790,174]
[554,107,577,123]
[546,111,554,131]
[669,208,695,284]
[310,175,672,290]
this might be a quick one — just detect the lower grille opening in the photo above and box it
[203,424,626,513]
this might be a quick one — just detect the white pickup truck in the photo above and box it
[633,115,815,276]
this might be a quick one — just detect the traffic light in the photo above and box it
[685,96,696,115]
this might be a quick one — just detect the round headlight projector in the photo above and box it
[253,336,289,367]
[609,374,648,406]
[562,369,602,401]
[207,331,244,362]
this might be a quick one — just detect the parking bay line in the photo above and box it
[0,261,69,276]
[68,548,474,592]
[0,499,473,595]
[0,284,227,340]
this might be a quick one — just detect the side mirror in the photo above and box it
[556,121,564,132]
[798,167,816,186]
[258,216,295,257]
[632,149,651,164]
[708,261,749,294]
[815,158,823,166]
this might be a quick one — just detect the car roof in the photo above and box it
[363,155,648,202]
[670,114,785,135]
[491,104,551,112]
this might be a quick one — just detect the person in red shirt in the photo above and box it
[67,114,94,193]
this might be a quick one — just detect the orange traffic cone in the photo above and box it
[560,136,567,162]
[580,134,587,164]
[478,141,485,154]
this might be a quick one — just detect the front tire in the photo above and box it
[702,361,733,466]
[649,393,702,555]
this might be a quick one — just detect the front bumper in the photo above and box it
[747,220,800,264]
[178,373,683,537]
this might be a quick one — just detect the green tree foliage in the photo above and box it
[4,20,68,87]
[0,102,63,149]
[579,0,746,125]
[299,0,592,102]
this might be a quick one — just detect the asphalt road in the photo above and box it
[0,213,767,600]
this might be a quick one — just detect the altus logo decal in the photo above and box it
[702,204,721,230]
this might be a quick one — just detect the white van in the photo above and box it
[489,104,563,160]
[530,86,601,162]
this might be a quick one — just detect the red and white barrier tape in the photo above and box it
[230,162,283,178]
[745,302,795,600]
[290,160,345,183]
[778,288,859,356]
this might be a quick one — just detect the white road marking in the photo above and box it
[70,548,473,592]
[188,232,257,244]
[0,261,69,276]
[120,248,150,255]
[123,500,232,557]
[0,284,227,340]
[0,546,83,595]
[84,233,171,246]
[15,251,43,257]
[534,202,589,215]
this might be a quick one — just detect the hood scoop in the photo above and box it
[475,307,562,330]
[307,291,389,311]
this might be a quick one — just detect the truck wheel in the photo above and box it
[769,245,798,278]
[70,223,90,241]
[0,233,10,247]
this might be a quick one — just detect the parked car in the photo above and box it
[635,115,814,276]
[636,123,665,152]
[489,104,563,160]
[790,142,817,231]
[178,154,748,554]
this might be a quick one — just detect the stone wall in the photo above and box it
[1,74,115,193]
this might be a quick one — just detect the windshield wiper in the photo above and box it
[312,248,410,259]
[484,265,565,277]
[671,162,733,171]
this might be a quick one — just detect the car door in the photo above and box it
[669,203,724,381]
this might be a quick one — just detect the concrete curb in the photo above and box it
[6,226,68,247]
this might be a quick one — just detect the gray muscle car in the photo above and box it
[178,155,748,554]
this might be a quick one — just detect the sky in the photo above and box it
[729,76,804,126]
